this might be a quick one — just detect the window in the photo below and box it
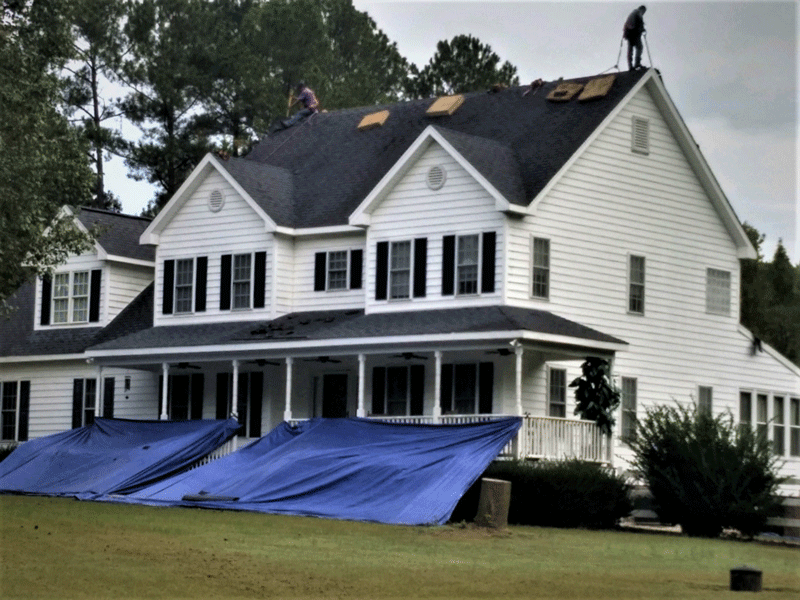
[631,116,649,154]
[621,377,637,443]
[773,396,785,456]
[698,386,713,416]
[706,268,731,315]
[457,235,479,295]
[174,259,194,313]
[52,271,88,323]
[390,241,412,299]
[532,237,550,299]
[232,253,252,309]
[327,251,348,290]
[386,366,410,416]
[1,381,29,442]
[548,368,567,418]
[440,363,493,415]
[314,250,362,292]
[628,255,645,314]
[72,378,97,428]
[790,398,800,457]
[371,365,424,416]
[739,391,752,435]
[756,393,768,441]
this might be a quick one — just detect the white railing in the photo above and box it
[188,437,258,470]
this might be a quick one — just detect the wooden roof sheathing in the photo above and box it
[357,110,390,131]
[426,94,465,116]
[578,75,616,102]
[546,82,584,102]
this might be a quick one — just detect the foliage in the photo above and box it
[569,357,620,435]
[406,34,519,98]
[451,459,632,529]
[0,0,95,308]
[629,403,785,538]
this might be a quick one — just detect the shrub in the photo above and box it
[0,445,16,463]
[451,459,632,529]
[629,404,785,538]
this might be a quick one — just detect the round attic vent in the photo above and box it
[427,165,447,190]
[208,189,225,212]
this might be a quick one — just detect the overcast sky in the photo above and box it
[109,0,798,262]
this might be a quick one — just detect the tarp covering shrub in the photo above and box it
[629,404,784,537]
[452,459,631,529]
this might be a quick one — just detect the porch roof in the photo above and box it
[87,305,627,358]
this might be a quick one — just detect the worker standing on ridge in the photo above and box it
[623,5,647,70]
[282,82,319,129]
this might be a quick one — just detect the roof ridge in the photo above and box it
[78,206,152,222]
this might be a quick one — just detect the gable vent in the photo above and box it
[426,95,465,117]
[631,116,650,155]
[358,110,390,131]
[427,165,447,190]
[208,189,225,212]
[578,74,615,102]
[546,82,584,102]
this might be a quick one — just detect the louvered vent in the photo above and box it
[427,165,447,190]
[631,116,650,155]
[208,189,225,212]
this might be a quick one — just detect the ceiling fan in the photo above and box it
[485,348,514,356]
[392,352,428,360]
[304,356,341,364]
[246,359,281,367]
[175,362,202,370]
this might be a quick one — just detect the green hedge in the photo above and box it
[452,459,632,529]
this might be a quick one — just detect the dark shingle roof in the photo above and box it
[231,69,647,228]
[75,208,154,262]
[88,306,625,353]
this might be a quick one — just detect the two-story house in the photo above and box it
[2,68,798,490]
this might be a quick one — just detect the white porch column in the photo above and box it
[433,351,442,423]
[160,363,169,420]
[231,359,240,420]
[284,357,293,421]
[357,354,366,417]
[96,366,104,418]
[514,343,523,416]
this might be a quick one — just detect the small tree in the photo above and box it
[570,357,620,435]
[630,403,785,537]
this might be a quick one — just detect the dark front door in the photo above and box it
[322,374,348,418]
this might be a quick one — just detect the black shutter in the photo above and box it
[410,365,425,416]
[40,275,51,325]
[314,252,327,291]
[371,367,386,415]
[249,372,263,438]
[89,269,102,322]
[440,364,453,413]
[195,257,207,312]
[190,374,204,420]
[442,235,455,296]
[375,242,389,300]
[162,260,174,315]
[72,379,84,428]
[350,250,363,290]
[413,238,427,298]
[479,362,494,414]
[253,252,267,308]
[216,373,230,420]
[220,254,232,310]
[481,232,496,293]
[103,377,115,419]
[18,381,30,441]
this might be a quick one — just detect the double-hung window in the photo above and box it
[698,386,713,416]
[532,237,550,299]
[163,257,207,315]
[773,396,785,456]
[756,393,768,441]
[232,254,252,309]
[457,235,480,295]
[628,255,645,314]
[706,268,731,315]
[220,252,266,311]
[548,368,567,418]
[621,377,637,443]
[50,271,96,324]
[314,250,363,292]
[327,251,348,290]
[1,381,30,442]
[174,259,194,314]
[390,241,412,299]
[371,365,424,416]
[739,391,752,436]
[790,398,800,456]
[440,363,494,415]
[442,232,496,296]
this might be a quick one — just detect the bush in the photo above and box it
[451,459,632,529]
[0,445,16,463]
[629,404,785,538]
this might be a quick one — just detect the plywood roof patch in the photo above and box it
[546,82,584,103]
[578,75,616,102]
[426,94,465,116]
[358,110,390,131]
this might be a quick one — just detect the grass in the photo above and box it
[1,496,798,599]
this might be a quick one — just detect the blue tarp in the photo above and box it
[0,418,241,497]
[101,417,522,525]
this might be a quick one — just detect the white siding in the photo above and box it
[106,263,153,321]
[155,171,273,325]
[272,234,294,316]
[292,234,366,312]
[367,143,504,313]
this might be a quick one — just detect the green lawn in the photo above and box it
[1,496,798,599]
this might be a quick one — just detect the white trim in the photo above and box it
[738,324,800,377]
[103,255,156,268]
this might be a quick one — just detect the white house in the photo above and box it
[2,68,798,491]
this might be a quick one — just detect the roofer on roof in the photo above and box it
[623,5,647,71]
[282,82,319,129]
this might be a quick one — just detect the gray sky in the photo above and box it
[110,0,798,262]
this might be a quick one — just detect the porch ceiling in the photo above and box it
[86,306,626,364]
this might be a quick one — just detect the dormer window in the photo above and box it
[40,269,102,325]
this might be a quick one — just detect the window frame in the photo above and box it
[790,397,800,457]
[2,381,19,441]
[773,395,785,456]
[73,378,97,428]
[173,258,195,314]
[621,377,638,443]
[326,250,349,291]
[51,270,91,324]
[389,240,412,300]
[698,386,713,416]
[456,234,480,296]
[547,367,567,418]
[231,253,253,310]
[706,268,731,316]
[756,392,768,442]
[531,237,550,299]
[628,254,645,315]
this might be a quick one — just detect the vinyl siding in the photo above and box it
[106,263,153,321]
[292,234,366,312]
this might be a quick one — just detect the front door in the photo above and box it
[322,374,348,418]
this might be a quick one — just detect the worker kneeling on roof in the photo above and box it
[282,82,319,129]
